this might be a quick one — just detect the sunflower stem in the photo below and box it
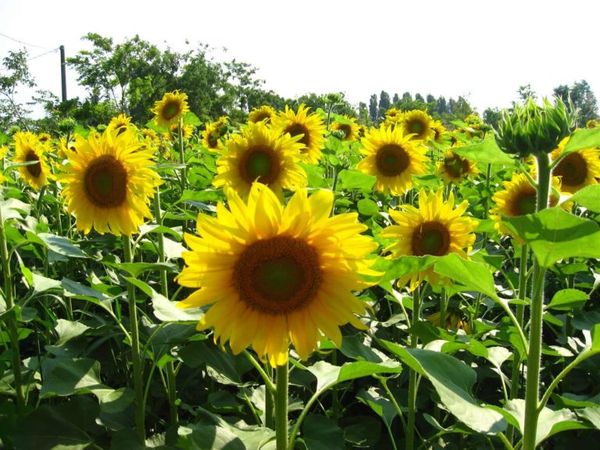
[178,118,186,195]
[275,360,289,450]
[123,236,146,444]
[522,153,550,450]
[484,163,492,218]
[439,289,448,333]
[0,201,26,415]
[406,287,421,450]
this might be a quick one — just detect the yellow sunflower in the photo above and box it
[213,122,307,198]
[330,116,360,141]
[384,107,403,128]
[151,91,190,128]
[248,105,276,124]
[400,110,435,141]
[13,131,52,190]
[550,137,600,193]
[381,189,478,291]
[437,150,479,184]
[59,127,162,235]
[271,104,326,164]
[176,183,379,367]
[427,310,471,334]
[356,125,428,195]
[108,114,135,133]
[202,116,229,151]
[431,120,447,143]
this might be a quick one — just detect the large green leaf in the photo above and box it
[303,415,344,450]
[381,340,506,434]
[452,134,516,166]
[356,387,397,432]
[55,319,90,345]
[337,169,376,192]
[37,233,88,259]
[433,254,499,300]
[153,291,203,322]
[504,208,600,267]
[562,184,600,212]
[562,127,600,155]
[547,288,588,311]
[40,357,106,398]
[307,360,402,393]
[0,198,31,220]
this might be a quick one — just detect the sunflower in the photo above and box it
[13,131,51,190]
[437,150,479,184]
[550,137,600,193]
[108,114,135,133]
[431,120,447,143]
[248,105,276,124]
[490,173,561,237]
[167,123,195,141]
[214,122,307,198]
[426,310,471,334]
[202,116,229,151]
[400,110,435,141]
[330,116,360,141]
[356,125,428,195]
[271,104,326,164]
[381,189,478,290]
[384,107,403,128]
[59,127,162,235]
[176,183,378,366]
[151,91,189,128]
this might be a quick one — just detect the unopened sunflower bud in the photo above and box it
[494,98,576,157]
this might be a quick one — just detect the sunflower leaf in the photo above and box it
[452,134,516,166]
[562,184,600,212]
[562,127,600,156]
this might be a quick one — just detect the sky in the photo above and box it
[1,0,599,117]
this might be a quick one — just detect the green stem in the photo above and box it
[276,361,289,450]
[406,288,421,450]
[265,364,275,428]
[439,290,448,332]
[243,350,275,393]
[178,118,186,195]
[123,236,146,444]
[522,153,551,450]
[379,377,407,431]
[0,203,25,414]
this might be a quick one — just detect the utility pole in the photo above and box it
[59,45,67,102]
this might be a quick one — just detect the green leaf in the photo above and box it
[562,127,600,155]
[356,387,397,431]
[0,198,31,220]
[381,340,506,434]
[548,288,589,310]
[578,407,600,429]
[434,254,499,300]
[97,387,135,431]
[561,184,600,212]
[337,169,376,192]
[357,198,379,216]
[31,272,62,293]
[37,233,88,258]
[303,415,344,450]
[105,261,177,277]
[152,291,203,322]
[452,134,516,166]
[300,163,328,188]
[307,360,402,393]
[179,341,249,386]
[55,319,90,345]
[40,357,106,398]
[504,208,600,267]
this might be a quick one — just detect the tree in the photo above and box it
[483,107,502,128]
[368,94,378,122]
[553,80,598,126]
[392,93,400,104]
[378,90,391,118]
[437,96,447,115]
[0,48,35,130]
[517,84,537,102]
[415,93,425,103]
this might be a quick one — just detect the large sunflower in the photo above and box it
[356,125,428,195]
[151,91,190,128]
[59,127,162,235]
[13,131,51,190]
[437,150,479,184]
[271,104,326,164]
[248,105,276,124]
[401,110,435,141]
[381,189,478,290]
[330,116,360,142]
[213,122,307,198]
[551,137,600,193]
[176,183,378,366]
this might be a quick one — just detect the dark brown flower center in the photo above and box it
[406,118,427,139]
[207,131,219,148]
[251,112,271,123]
[375,144,410,177]
[239,145,281,185]
[337,124,352,140]
[411,221,451,256]
[233,236,322,314]
[285,123,310,150]
[443,154,470,179]
[25,150,42,177]
[554,152,588,187]
[162,100,182,121]
[510,187,559,216]
[84,155,128,208]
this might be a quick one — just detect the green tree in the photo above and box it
[368,94,378,122]
[378,90,391,119]
[0,48,35,130]
[517,84,537,102]
[553,80,598,126]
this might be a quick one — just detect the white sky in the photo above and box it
[1,0,599,117]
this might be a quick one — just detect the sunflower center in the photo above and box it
[25,150,42,177]
[443,154,470,179]
[207,131,219,148]
[513,191,537,216]
[285,123,310,149]
[554,152,588,187]
[253,112,271,123]
[162,100,181,121]
[337,124,352,140]
[239,145,280,185]
[411,221,451,256]
[375,144,410,177]
[84,155,128,208]
[233,236,322,314]
[407,119,425,137]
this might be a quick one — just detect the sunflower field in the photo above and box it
[1,88,600,450]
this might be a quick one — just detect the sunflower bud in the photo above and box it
[494,98,576,157]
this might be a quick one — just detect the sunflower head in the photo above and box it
[357,125,428,195]
[202,117,229,151]
[13,131,52,190]
[431,120,447,143]
[59,127,162,235]
[550,137,600,193]
[248,105,276,124]
[271,104,326,164]
[384,108,404,127]
[437,150,479,184]
[427,310,471,333]
[108,114,135,134]
[381,189,478,290]
[330,116,360,141]
[151,91,190,127]
[213,122,307,199]
[401,110,435,141]
[176,183,379,366]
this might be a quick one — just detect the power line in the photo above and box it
[28,47,59,61]
[0,31,51,50]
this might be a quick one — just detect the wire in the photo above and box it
[0,31,52,50]
[27,47,59,61]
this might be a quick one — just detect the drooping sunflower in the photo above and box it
[400,110,435,141]
[550,137,600,193]
[356,125,428,195]
[13,131,51,190]
[201,116,229,151]
[59,127,162,235]
[176,183,379,366]
[437,150,479,184]
[151,91,189,128]
[271,104,326,164]
[330,116,360,141]
[248,105,276,124]
[381,189,478,291]
[213,122,307,198]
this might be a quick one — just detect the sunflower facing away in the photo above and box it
[59,127,162,235]
[213,122,307,198]
[176,183,379,366]
[202,116,229,151]
[13,131,51,190]
[550,137,600,193]
[383,107,403,128]
[357,125,428,195]
[248,105,276,124]
[271,104,326,164]
[400,110,435,141]
[437,150,479,184]
[381,189,478,290]
[330,116,360,141]
[151,91,190,128]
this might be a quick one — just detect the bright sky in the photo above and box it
[1,0,599,117]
